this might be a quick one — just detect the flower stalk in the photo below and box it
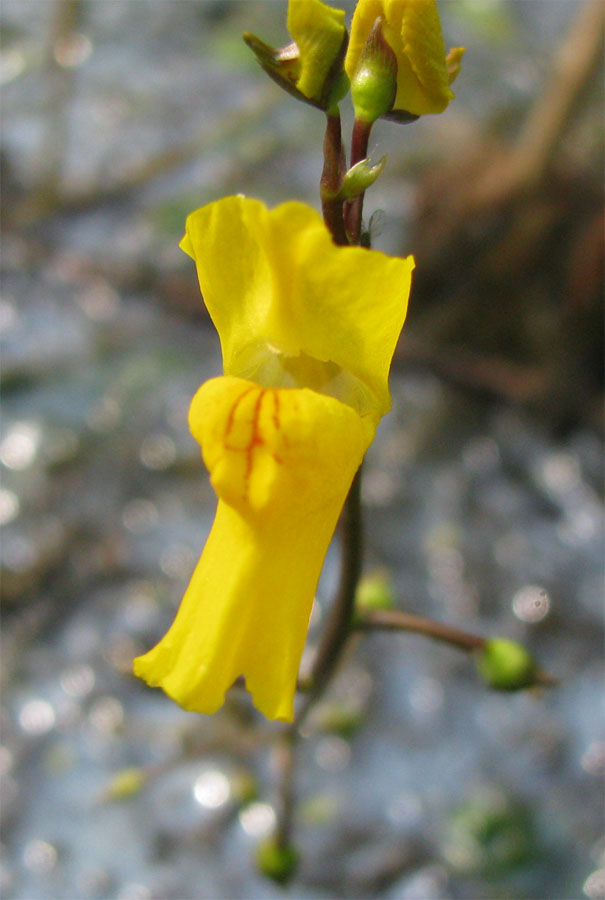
[344,116,373,244]
[320,111,347,245]
[355,608,485,651]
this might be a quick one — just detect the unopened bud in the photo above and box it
[475,638,537,691]
[350,17,397,123]
[341,156,386,199]
[355,569,395,613]
[346,0,464,120]
[256,838,299,885]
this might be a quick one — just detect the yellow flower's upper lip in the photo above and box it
[180,195,414,422]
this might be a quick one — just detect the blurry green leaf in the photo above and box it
[444,786,536,876]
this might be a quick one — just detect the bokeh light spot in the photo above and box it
[193,769,231,809]
[512,584,550,623]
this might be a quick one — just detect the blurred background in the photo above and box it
[1,1,603,898]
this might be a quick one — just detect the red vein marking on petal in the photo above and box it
[224,385,256,444]
[269,391,285,464]
[245,388,267,484]
[272,390,289,451]
[222,387,285,502]
[271,390,280,430]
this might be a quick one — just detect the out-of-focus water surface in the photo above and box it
[1,2,603,898]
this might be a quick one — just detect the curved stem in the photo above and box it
[355,608,485,652]
[355,609,557,687]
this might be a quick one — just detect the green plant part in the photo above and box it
[475,637,537,691]
[244,0,350,113]
[355,569,396,614]
[256,838,300,885]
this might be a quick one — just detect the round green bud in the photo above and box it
[355,569,395,613]
[476,638,537,691]
[256,839,299,885]
[350,17,397,123]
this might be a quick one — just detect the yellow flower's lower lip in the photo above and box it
[133,376,374,721]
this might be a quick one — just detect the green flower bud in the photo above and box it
[256,838,299,885]
[340,155,386,199]
[350,17,397,123]
[475,638,537,691]
[346,0,464,120]
[355,569,396,613]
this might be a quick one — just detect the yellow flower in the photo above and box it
[244,0,349,111]
[346,0,464,119]
[133,196,414,721]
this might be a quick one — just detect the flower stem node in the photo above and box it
[244,0,350,113]
[346,0,465,120]
[256,838,299,885]
[475,638,537,692]
[321,155,386,201]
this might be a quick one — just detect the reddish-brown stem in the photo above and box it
[272,110,353,855]
[355,609,486,652]
[344,117,373,245]
[320,111,348,246]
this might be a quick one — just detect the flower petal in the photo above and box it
[346,0,460,116]
[287,0,347,103]
[180,196,414,421]
[133,376,373,721]
[396,0,454,113]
